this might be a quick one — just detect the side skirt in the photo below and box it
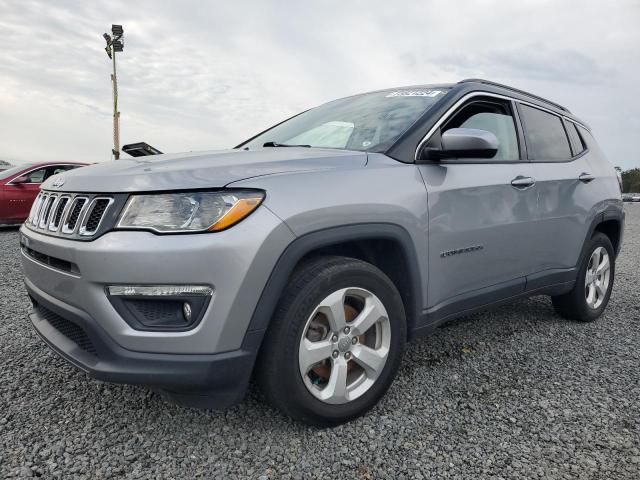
[411,268,576,338]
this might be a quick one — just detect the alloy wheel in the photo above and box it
[298,287,391,404]
[585,246,611,309]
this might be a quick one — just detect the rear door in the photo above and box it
[516,104,593,284]
[418,96,539,312]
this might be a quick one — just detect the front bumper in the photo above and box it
[19,205,295,406]
[27,278,261,407]
[19,206,294,354]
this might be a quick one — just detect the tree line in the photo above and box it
[622,168,640,193]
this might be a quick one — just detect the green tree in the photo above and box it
[621,168,640,193]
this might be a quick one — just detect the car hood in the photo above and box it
[41,148,367,193]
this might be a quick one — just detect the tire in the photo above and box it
[552,232,615,322]
[256,255,406,426]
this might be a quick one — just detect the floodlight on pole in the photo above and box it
[103,25,124,159]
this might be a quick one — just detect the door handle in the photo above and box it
[578,172,595,183]
[511,176,536,189]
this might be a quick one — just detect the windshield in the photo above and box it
[0,164,34,180]
[239,88,449,152]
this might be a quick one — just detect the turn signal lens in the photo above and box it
[208,197,263,231]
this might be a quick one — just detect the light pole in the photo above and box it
[103,25,124,159]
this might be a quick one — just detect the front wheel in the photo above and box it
[552,232,615,322]
[256,256,406,426]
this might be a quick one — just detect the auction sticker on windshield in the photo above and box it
[386,90,444,97]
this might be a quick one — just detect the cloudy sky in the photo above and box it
[1,0,639,169]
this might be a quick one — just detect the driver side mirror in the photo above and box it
[419,128,498,161]
[11,175,29,184]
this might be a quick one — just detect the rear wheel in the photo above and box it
[552,232,615,322]
[256,256,406,426]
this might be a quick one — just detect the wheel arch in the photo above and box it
[594,217,623,257]
[242,223,424,347]
[578,208,624,267]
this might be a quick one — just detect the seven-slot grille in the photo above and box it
[28,191,113,238]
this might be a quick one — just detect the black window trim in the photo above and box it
[562,118,589,160]
[514,102,588,164]
[414,91,591,164]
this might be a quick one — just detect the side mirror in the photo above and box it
[419,128,498,161]
[11,175,29,184]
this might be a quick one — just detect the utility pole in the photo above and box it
[103,25,124,159]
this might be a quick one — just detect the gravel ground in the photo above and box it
[1,206,639,479]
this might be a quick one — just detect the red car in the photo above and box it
[0,162,86,226]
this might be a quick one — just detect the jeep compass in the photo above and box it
[21,79,624,425]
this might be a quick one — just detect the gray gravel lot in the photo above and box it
[1,206,639,479]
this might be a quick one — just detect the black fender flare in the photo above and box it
[241,223,424,349]
[580,207,625,263]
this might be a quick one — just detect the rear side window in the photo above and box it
[565,121,586,156]
[519,104,571,161]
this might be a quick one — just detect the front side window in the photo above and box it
[24,168,48,183]
[442,100,520,160]
[239,88,449,152]
[519,104,571,161]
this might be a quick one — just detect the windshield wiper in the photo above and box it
[263,141,311,148]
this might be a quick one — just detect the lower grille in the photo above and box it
[22,246,76,273]
[33,304,97,355]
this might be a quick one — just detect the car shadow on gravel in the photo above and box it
[401,295,563,368]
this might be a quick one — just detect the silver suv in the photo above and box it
[21,79,624,425]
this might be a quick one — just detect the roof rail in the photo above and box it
[457,78,570,113]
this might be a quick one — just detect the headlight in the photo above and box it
[117,190,264,233]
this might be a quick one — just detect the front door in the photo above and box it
[3,166,48,222]
[418,97,539,314]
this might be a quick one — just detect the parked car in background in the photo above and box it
[0,163,86,226]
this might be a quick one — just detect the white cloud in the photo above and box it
[0,0,638,169]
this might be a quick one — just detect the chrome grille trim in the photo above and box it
[26,191,119,240]
[78,197,114,236]
[29,193,44,224]
[38,194,57,229]
[61,197,89,234]
[45,196,61,231]
[48,196,71,231]
[33,193,48,226]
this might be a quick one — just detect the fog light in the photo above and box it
[183,302,192,322]
[106,285,212,331]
